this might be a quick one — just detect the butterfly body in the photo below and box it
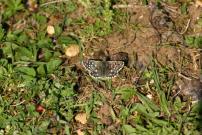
[82,59,124,78]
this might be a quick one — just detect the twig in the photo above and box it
[178,73,192,81]
[11,100,26,106]
[179,19,191,35]
[160,2,180,15]
[112,4,133,9]
[112,3,145,9]
[172,89,181,99]
[40,0,69,7]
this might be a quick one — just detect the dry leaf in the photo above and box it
[97,104,112,125]
[77,129,84,135]
[27,0,38,12]
[65,45,80,57]
[47,25,55,35]
[75,113,87,124]
[196,0,202,7]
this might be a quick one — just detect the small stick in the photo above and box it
[179,19,191,35]
[178,73,192,81]
[40,0,69,7]
[112,4,134,9]
[11,100,26,106]
[172,89,181,99]
[112,3,146,9]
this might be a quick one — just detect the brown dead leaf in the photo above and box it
[46,25,55,35]
[77,129,84,135]
[27,0,38,12]
[75,112,87,124]
[97,104,112,125]
[196,0,202,7]
[65,45,80,57]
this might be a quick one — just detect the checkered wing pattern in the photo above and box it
[82,60,124,78]
[105,61,124,78]
[82,60,104,78]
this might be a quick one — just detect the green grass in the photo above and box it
[0,0,202,134]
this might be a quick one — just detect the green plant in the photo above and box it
[185,36,202,48]
[81,0,114,38]
[2,0,24,21]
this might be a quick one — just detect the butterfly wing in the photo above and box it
[82,60,104,78]
[105,61,124,78]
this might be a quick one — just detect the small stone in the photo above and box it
[36,104,45,113]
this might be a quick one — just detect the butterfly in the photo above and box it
[82,59,124,78]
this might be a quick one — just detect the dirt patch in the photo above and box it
[81,1,202,101]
